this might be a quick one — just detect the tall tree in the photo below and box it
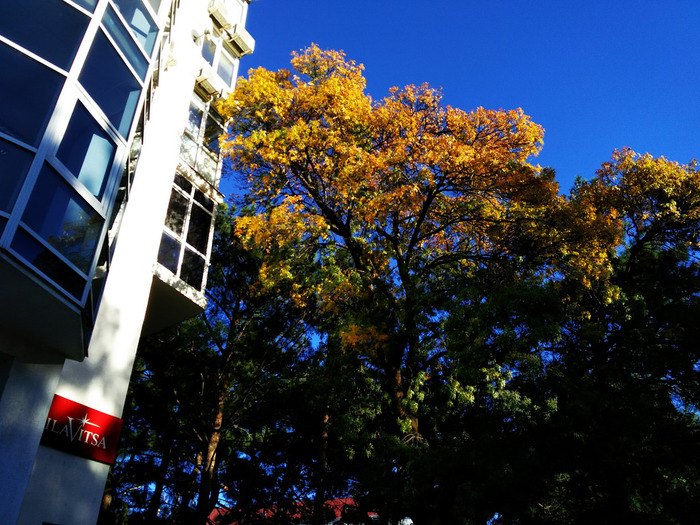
[100,206,318,523]
[218,45,594,441]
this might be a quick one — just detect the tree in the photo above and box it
[100,206,318,523]
[221,44,577,435]
[105,44,700,523]
[490,149,700,524]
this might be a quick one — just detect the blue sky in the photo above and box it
[240,1,699,193]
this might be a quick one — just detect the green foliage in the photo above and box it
[104,49,700,524]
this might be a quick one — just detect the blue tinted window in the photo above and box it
[0,43,65,146]
[22,165,103,274]
[0,0,89,70]
[79,30,142,137]
[103,5,148,79]
[11,228,87,299]
[112,0,158,54]
[201,38,216,66]
[71,0,98,13]
[0,138,34,213]
[56,102,117,198]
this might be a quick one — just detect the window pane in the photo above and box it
[0,138,34,213]
[103,5,149,79]
[71,0,98,13]
[194,190,215,213]
[164,189,189,236]
[217,51,235,86]
[186,203,212,253]
[203,111,223,154]
[185,101,203,138]
[0,217,6,238]
[195,147,218,184]
[79,30,141,137]
[22,165,104,274]
[0,0,89,70]
[179,133,198,169]
[157,232,180,274]
[181,248,204,289]
[11,228,87,299]
[56,102,117,198]
[146,0,162,14]
[174,173,192,193]
[201,38,216,66]
[112,0,158,54]
[0,42,65,146]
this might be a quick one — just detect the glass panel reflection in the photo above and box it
[204,112,223,154]
[186,101,203,137]
[0,0,89,70]
[79,30,141,137]
[0,42,65,146]
[181,248,204,289]
[71,0,98,13]
[157,232,180,274]
[22,165,103,274]
[217,51,235,86]
[196,149,218,184]
[174,173,192,193]
[11,228,87,299]
[201,37,216,66]
[112,0,158,54]
[179,134,198,169]
[186,203,211,253]
[56,102,117,198]
[194,190,215,213]
[103,4,149,79]
[164,189,188,236]
[0,138,34,213]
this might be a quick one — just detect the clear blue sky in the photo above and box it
[240,1,699,193]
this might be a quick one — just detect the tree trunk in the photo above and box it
[195,395,225,522]
[145,445,172,521]
[312,403,331,525]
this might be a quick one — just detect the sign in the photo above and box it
[41,395,123,464]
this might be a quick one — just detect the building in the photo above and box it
[0,0,254,523]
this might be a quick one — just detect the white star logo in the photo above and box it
[77,414,101,429]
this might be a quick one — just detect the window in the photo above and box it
[20,165,103,275]
[79,29,142,137]
[179,94,224,184]
[0,0,89,71]
[0,137,34,214]
[103,4,150,79]
[112,0,159,55]
[0,0,160,309]
[157,174,216,291]
[0,42,65,147]
[56,101,118,199]
[200,31,239,89]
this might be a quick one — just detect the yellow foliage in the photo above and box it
[219,45,650,320]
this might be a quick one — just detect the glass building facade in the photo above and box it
[0,2,254,523]
[0,0,253,355]
[0,0,161,307]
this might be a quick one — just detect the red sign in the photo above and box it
[41,395,123,464]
